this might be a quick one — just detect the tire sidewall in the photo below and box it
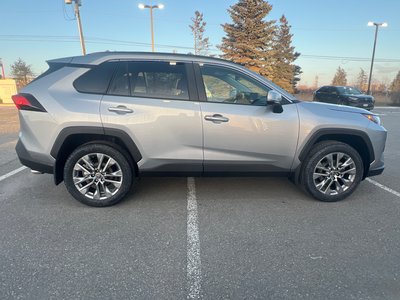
[64,143,133,207]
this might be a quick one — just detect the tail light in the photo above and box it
[11,94,46,112]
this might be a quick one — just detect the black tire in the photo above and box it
[64,143,134,207]
[301,141,363,202]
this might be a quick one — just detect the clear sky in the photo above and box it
[1,0,399,86]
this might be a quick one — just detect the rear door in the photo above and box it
[100,60,203,174]
[326,87,339,104]
[315,86,328,102]
[195,63,299,174]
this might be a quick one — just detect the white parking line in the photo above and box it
[366,178,400,198]
[187,177,202,299]
[0,166,27,182]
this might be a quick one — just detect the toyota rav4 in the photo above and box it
[13,52,387,206]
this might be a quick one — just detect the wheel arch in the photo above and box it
[51,126,142,185]
[298,128,374,179]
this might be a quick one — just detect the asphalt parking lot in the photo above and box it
[1,106,400,299]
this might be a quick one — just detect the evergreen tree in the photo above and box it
[189,11,210,56]
[10,58,34,89]
[219,0,276,79]
[331,66,347,86]
[291,63,302,93]
[390,71,400,105]
[356,68,368,92]
[272,15,301,93]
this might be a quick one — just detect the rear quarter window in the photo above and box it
[73,62,118,94]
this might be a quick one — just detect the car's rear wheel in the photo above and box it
[64,143,133,207]
[301,141,363,202]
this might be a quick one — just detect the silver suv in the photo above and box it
[13,52,387,206]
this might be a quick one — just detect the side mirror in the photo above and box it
[267,90,282,103]
[267,90,283,113]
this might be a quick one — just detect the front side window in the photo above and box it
[200,64,271,105]
[337,86,362,95]
[108,61,189,100]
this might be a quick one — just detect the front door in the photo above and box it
[197,63,299,174]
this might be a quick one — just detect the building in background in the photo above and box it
[0,79,18,104]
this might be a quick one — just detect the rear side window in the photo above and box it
[108,61,189,100]
[318,86,328,93]
[326,87,337,94]
[74,62,118,94]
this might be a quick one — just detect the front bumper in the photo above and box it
[351,102,374,110]
[367,166,384,177]
[16,139,54,174]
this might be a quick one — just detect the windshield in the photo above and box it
[337,86,362,95]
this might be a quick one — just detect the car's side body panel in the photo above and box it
[200,102,299,173]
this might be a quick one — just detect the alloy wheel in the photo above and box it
[313,152,356,195]
[72,153,123,200]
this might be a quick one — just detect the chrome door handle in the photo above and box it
[204,114,229,123]
[108,106,133,114]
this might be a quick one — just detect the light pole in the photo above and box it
[138,3,164,52]
[367,21,387,95]
[65,0,87,55]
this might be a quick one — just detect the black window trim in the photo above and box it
[104,60,200,102]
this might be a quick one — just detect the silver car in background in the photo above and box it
[12,52,387,206]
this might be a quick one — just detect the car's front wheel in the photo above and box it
[301,141,364,202]
[64,143,133,207]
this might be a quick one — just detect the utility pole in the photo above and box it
[65,0,87,55]
[367,21,387,95]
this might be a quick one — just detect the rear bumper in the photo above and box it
[16,140,53,174]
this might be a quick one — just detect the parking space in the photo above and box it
[0,106,400,299]
[0,172,189,299]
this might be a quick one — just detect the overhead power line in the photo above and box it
[1,35,400,63]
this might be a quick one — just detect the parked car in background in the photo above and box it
[313,86,374,110]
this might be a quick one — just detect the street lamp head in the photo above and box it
[138,3,145,9]
[368,21,388,27]
[157,3,164,9]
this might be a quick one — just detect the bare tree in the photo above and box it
[331,66,347,86]
[189,11,210,55]
[355,68,368,92]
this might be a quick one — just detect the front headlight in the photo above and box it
[363,114,381,125]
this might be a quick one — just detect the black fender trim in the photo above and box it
[298,128,375,163]
[51,126,142,185]
[50,126,142,163]
[102,128,142,163]
[50,126,104,158]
